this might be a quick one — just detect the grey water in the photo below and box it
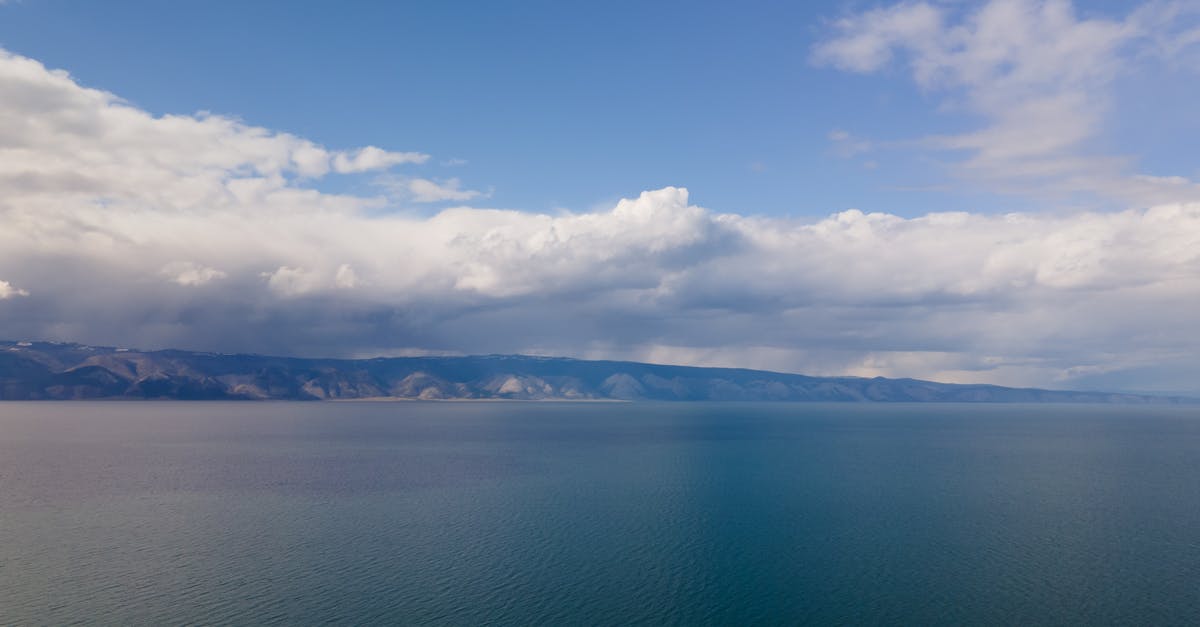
[2,402,1199,625]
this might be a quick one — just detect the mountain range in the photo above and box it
[1,340,1193,403]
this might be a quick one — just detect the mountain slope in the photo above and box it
[0,341,1190,403]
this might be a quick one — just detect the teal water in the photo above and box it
[1,402,1199,625]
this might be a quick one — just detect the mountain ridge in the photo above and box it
[0,340,1192,403]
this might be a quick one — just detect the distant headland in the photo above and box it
[0,340,1192,403]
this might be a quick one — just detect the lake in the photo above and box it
[2,402,1199,625]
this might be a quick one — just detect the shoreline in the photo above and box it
[327,396,630,403]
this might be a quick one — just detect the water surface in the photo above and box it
[2,402,1198,625]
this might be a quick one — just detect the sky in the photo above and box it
[1,0,1199,393]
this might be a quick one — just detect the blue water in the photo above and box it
[2,402,1199,625]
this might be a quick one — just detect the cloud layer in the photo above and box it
[1,45,1199,392]
[813,0,1200,205]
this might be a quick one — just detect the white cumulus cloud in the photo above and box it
[2,46,1200,393]
[0,280,29,299]
[161,262,227,286]
[0,48,427,215]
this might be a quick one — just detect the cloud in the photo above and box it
[378,175,488,203]
[161,262,227,286]
[334,264,360,289]
[2,46,1200,392]
[812,1,943,73]
[332,146,428,173]
[262,266,328,297]
[828,129,872,158]
[813,0,1200,206]
[0,280,29,299]
[0,48,428,215]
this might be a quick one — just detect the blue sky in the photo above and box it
[7,0,1192,217]
[0,1,861,214]
[1,0,1199,392]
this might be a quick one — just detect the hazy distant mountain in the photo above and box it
[0,341,1191,403]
